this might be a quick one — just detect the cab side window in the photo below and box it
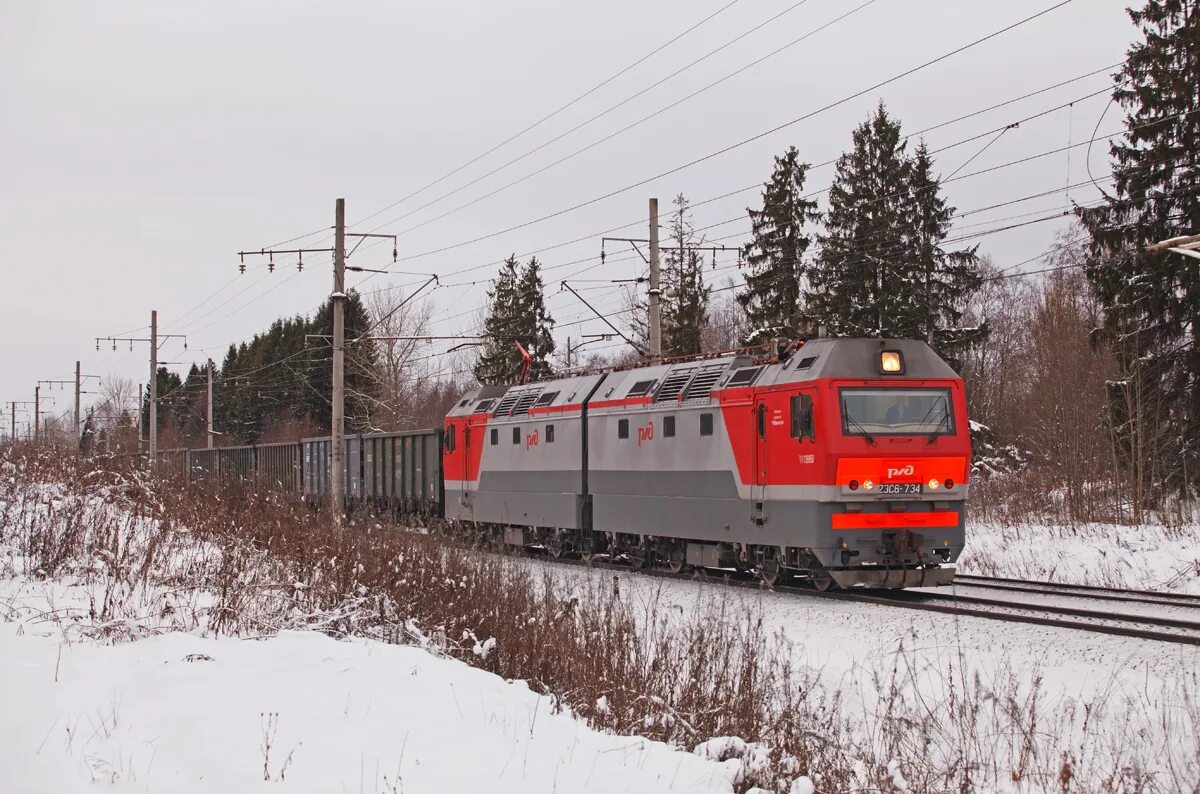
[445,424,457,451]
[790,394,815,440]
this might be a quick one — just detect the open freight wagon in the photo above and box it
[158,428,442,517]
[301,430,443,516]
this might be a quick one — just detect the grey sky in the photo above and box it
[1,0,1137,432]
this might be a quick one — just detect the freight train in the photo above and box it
[159,337,970,589]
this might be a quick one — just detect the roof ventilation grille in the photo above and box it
[682,364,727,401]
[492,390,521,417]
[653,367,696,403]
[510,390,542,416]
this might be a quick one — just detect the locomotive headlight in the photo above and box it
[927,478,940,490]
[880,350,904,374]
[862,479,874,491]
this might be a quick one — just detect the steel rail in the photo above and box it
[952,573,1200,606]
[880,590,1200,632]
[527,553,1200,646]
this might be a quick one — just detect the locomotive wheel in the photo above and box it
[627,545,651,569]
[758,558,783,588]
[545,535,568,558]
[812,568,836,592]
[666,545,687,574]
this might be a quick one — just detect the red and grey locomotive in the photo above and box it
[443,337,970,589]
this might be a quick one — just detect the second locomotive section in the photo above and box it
[443,337,970,589]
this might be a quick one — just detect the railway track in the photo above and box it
[950,573,1200,608]
[532,553,1200,646]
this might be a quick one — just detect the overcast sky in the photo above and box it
[1,0,1139,433]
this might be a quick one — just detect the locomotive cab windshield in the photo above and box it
[839,387,955,437]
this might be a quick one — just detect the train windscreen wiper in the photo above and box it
[916,399,949,443]
[843,409,877,446]
[926,408,949,444]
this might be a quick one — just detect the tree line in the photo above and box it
[115,0,1193,518]
[469,0,1197,516]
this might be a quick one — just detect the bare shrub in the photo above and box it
[2,445,1197,792]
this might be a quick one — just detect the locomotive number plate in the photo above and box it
[877,483,921,495]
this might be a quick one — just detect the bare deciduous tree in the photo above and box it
[351,286,436,432]
[959,257,1037,443]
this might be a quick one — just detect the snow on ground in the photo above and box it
[0,579,746,793]
[960,519,1200,594]
[537,557,1197,711]
[2,459,1195,791]
[514,555,1200,787]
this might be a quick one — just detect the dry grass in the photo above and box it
[2,443,1197,792]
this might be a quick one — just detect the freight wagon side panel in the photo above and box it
[218,446,255,494]
[257,442,300,493]
[363,430,442,517]
[347,436,362,503]
[190,448,220,487]
[156,449,190,481]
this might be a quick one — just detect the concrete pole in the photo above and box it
[648,197,662,362]
[74,360,81,447]
[330,198,347,515]
[10,402,15,443]
[149,309,158,462]
[34,385,40,441]
[206,359,214,449]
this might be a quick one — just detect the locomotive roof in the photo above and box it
[763,337,958,384]
[448,338,956,417]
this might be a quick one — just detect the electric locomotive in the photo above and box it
[443,337,969,589]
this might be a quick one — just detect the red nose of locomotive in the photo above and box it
[816,360,970,587]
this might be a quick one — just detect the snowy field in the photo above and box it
[2,458,1197,792]
[960,519,1200,594]
[519,556,1200,775]
[0,615,749,793]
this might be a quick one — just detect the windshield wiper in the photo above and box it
[843,410,877,446]
[915,399,948,443]
[927,409,949,444]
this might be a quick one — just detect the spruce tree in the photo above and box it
[140,367,183,440]
[474,256,524,385]
[516,256,556,380]
[737,146,820,343]
[808,103,917,339]
[908,141,987,361]
[177,364,208,444]
[207,291,379,442]
[662,194,711,357]
[309,290,378,432]
[1078,0,1200,497]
